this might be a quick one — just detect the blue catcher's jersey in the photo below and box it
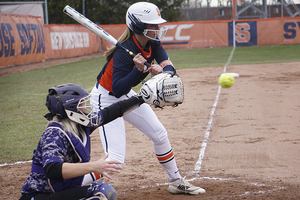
[21,122,94,195]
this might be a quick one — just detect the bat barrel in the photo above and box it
[63,5,118,46]
[63,5,151,68]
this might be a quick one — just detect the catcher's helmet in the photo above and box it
[126,2,167,40]
[45,84,98,127]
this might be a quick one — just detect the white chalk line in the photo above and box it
[193,46,236,173]
[118,176,285,197]
[0,160,32,167]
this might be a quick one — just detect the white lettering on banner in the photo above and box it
[162,24,194,41]
[163,25,177,41]
[50,32,62,50]
[50,32,89,50]
[175,24,194,40]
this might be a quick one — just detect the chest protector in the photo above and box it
[32,122,92,193]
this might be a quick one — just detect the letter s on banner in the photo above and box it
[235,23,250,43]
[283,22,296,39]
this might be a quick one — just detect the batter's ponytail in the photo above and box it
[105,28,133,61]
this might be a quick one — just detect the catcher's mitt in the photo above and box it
[139,71,184,107]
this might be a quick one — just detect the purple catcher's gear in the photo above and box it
[86,181,117,200]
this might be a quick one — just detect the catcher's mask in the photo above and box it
[126,2,168,41]
[45,84,99,127]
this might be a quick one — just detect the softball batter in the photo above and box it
[90,2,206,195]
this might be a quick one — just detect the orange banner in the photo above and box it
[98,24,127,51]
[44,24,101,59]
[101,18,300,49]
[0,14,45,68]
[100,21,230,50]
[162,21,229,49]
[256,18,300,46]
[1,16,299,69]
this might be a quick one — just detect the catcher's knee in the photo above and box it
[85,181,117,200]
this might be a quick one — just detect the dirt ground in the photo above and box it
[1,54,300,199]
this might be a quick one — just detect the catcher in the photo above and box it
[20,79,184,200]
[90,1,206,195]
[20,83,146,200]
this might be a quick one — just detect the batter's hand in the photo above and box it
[148,64,163,75]
[133,53,147,72]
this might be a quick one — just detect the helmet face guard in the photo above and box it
[75,95,102,127]
[143,26,168,41]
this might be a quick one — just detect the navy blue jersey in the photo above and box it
[97,34,174,98]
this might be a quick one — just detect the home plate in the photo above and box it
[223,72,240,77]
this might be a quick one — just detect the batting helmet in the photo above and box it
[126,2,167,40]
